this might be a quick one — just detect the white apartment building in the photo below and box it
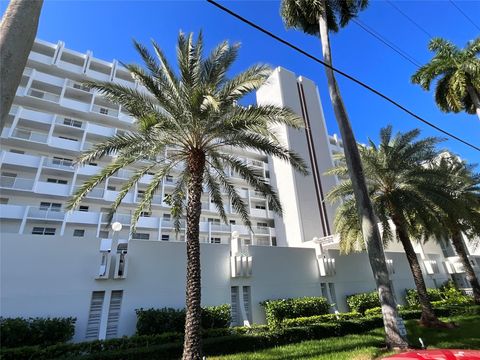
[1,39,478,342]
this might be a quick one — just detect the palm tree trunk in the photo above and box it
[317,1,407,349]
[466,84,480,120]
[451,229,480,304]
[0,0,44,130]
[391,215,446,327]
[182,150,206,360]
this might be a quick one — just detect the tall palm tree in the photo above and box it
[0,0,44,130]
[327,126,453,327]
[280,0,408,348]
[67,32,307,360]
[412,37,480,120]
[435,156,480,304]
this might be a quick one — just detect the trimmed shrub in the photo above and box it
[346,291,380,314]
[405,281,473,308]
[135,304,231,335]
[261,296,330,328]
[3,305,479,360]
[0,317,76,348]
[282,312,362,327]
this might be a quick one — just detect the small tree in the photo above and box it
[68,32,307,360]
[327,126,453,327]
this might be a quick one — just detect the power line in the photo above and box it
[206,0,480,153]
[448,0,480,32]
[386,0,433,39]
[352,18,421,68]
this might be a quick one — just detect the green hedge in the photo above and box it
[3,305,479,360]
[0,317,76,348]
[282,312,362,327]
[261,296,330,328]
[405,280,473,308]
[346,291,380,314]
[135,304,231,335]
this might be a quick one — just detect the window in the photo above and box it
[58,135,78,142]
[89,162,98,166]
[107,185,116,191]
[208,218,220,224]
[210,237,221,244]
[32,227,56,235]
[165,175,173,183]
[163,213,171,220]
[257,222,268,228]
[140,211,151,217]
[99,230,109,238]
[100,107,109,115]
[47,178,68,185]
[30,89,44,98]
[161,234,170,241]
[229,220,236,225]
[63,118,82,128]
[73,229,85,237]
[137,190,145,199]
[0,198,8,204]
[39,202,62,211]
[132,233,150,240]
[79,205,89,212]
[9,149,25,154]
[255,204,266,210]
[2,172,17,178]
[265,170,270,179]
[272,237,277,246]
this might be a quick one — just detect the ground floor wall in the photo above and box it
[0,234,462,342]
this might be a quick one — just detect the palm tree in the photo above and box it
[412,37,480,120]
[67,32,307,360]
[327,126,453,327]
[435,156,480,304]
[280,0,408,348]
[0,0,44,130]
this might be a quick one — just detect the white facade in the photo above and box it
[1,40,479,342]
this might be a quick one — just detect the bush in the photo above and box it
[404,281,473,308]
[261,297,330,328]
[346,291,380,314]
[135,304,231,335]
[282,312,362,327]
[3,305,479,360]
[0,317,76,348]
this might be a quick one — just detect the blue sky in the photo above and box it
[2,0,479,162]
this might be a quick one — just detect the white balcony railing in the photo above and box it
[43,157,74,170]
[11,128,48,143]
[27,88,60,103]
[0,176,35,190]
[27,207,65,221]
[92,104,119,117]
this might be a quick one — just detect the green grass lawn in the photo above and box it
[211,315,480,360]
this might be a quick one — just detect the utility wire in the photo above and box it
[206,0,480,153]
[448,0,480,32]
[386,0,433,39]
[352,18,422,68]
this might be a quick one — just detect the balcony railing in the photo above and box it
[92,104,119,117]
[27,207,65,221]
[27,88,60,103]
[0,176,35,190]
[11,128,48,143]
[43,157,74,170]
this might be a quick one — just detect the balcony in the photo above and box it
[1,151,41,168]
[35,181,71,196]
[424,259,440,275]
[92,104,119,118]
[11,128,48,143]
[43,157,74,170]
[26,88,60,103]
[66,210,100,225]
[0,204,26,219]
[27,207,65,221]
[66,79,92,93]
[55,116,85,129]
[0,176,35,191]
